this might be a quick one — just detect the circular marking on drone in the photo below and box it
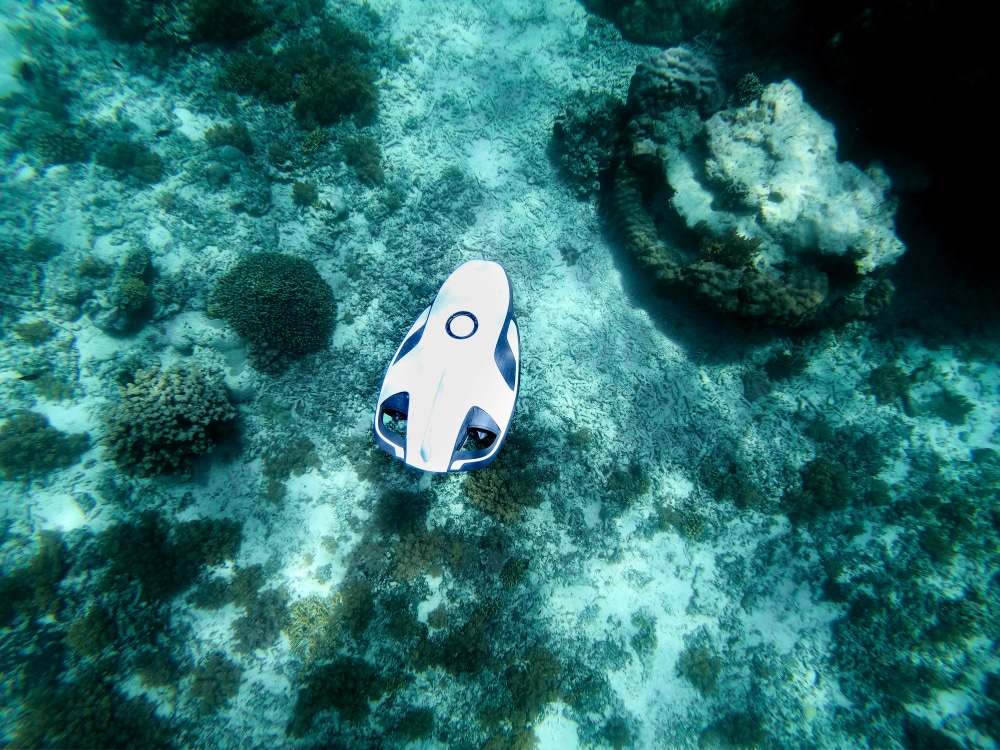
[446,312,478,339]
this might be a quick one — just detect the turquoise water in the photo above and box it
[0,0,997,748]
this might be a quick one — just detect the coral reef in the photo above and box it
[388,707,435,742]
[763,349,808,381]
[33,124,91,165]
[134,650,181,688]
[209,252,336,370]
[676,643,720,694]
[204,121,255,155]
[782,456,853,524]
[94,246,154,333]
[867,363,910,404]
[287,657,384,735]
[610,69,906,326]
[343,135,384,185]
[923,388,974,426]
[735,72,763,105]
[232,587,290,653]
[626,46,724,117]
[103,364,236,476]
[699,712,766,749]
[14,669,169,749]
[602,460,650,519]
[67,605,115,658]
[578,0,731,48]
[292,61,378,129]
[190,652,243,713]
[499,557,529,588]
[551,91,624,197]
[80,0,158,42]
[95,139,164,184]
[0,411,89,481]
[462,441,544,522]
[0,530,69,624]
[99,511,242,601]
[81,0,266,46]
[658,502,709,540]
[263,437,321,483]
[13,318,55,345]
[291,180,318,207]
[187,0,268,44]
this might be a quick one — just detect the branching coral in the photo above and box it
[96,139,164,183]
[292,61,377,129]
[190,652,243,712]
[463,447,544,522]
[291,180,319,207]
[781,456,853,524]
[676,643,721,694]
[867,363,910,406]
[287,656,384,736]
[103,364,235,476]
[602,460,650,519]
[0,530,69,625]
[0,411,89,481]
[99,511,242,601]
[205,121,255,154]
[232,587,289,653]
[209,252,336,370]
[14,668,169,749]
[343,135,384,185]
[551,90,624,197]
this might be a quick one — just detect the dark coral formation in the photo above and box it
[0,411,89,481]
[81,0,267,46]
[609,50,901,327]
[204,121,255,155]
[14,668,170,749]
[782,455,854,525]
[288,656,384,735]
[343,135,384,185]
[462,439,545,522]
[579,0,728,48]
[98,511,242,601]
[95,139,164,184]
[677,643,721,694]
[103,364,236,476]
[551,91,624,197]
[189,652,244,713]
[626,46,725,117]
[217,16,380,130]
[209,252,337,370]
[0,530,70,625]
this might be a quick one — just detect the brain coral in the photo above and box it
[626,46,724,117]
[104,365,236,476]
[209,252,336,370]
[612,75,906,326]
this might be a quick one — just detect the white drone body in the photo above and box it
[373,260,520,472]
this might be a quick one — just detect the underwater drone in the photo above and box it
[373,260,520,472]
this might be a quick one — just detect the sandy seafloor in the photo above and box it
[1,0,999,748]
